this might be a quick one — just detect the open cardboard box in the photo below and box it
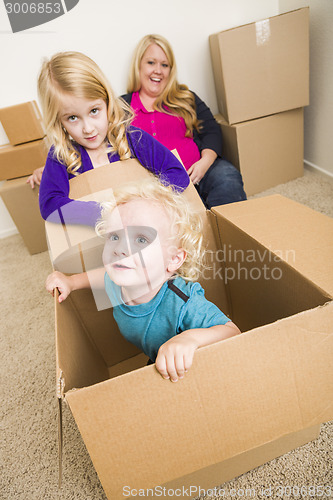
[46,160,333,499]
[209,8,309,124]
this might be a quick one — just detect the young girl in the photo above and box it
[37,51,189,226]
[46,178,240,382]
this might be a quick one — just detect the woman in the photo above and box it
[121,34,246,208]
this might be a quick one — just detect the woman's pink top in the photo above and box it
[129,92,201,171]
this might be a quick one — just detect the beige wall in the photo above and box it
[279,0,333,177]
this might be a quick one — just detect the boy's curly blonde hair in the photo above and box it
[95,177,205,281]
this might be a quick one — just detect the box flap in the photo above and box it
[68,159,203,212]
[66,302,333,498]
[213,195,333,298]
[46,159,204,264]
[55,289,109,396]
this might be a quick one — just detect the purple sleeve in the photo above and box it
[39,148,101,226]
[127,127,190,191]
[39,131,190,227]
[192,92,223,157]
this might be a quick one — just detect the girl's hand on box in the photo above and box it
[45,271,73,303]
[155,333,199,382]
[26,166,44,189]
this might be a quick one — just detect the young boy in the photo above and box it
[46,178,240,382]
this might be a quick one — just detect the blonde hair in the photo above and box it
[96,177,205,281]
[127,34,201,137]
[37,51,134,176]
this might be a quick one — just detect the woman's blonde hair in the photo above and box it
[37,51,134,176]
[127,34,201,137]
[96,177,206,281]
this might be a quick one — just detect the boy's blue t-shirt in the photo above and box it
[104,274,230,362]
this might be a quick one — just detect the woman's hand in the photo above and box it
[187,158,211,185]
[187,149,217,185]
[26,166,44,189]
[155,333,199,382]
[45,271,73,303]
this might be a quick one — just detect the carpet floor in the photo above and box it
[1,166,332,499]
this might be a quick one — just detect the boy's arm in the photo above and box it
[46,268,105,303]
[155,322,240,383]
[183,321,241,347]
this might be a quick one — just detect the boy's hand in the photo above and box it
[155,333,199,382]
[45,271,72,303]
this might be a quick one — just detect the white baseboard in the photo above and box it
[0,227,18,239]
[304,160,333,179]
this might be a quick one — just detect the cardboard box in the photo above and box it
[46,162,333,499]
[216,108,304,196]
[0,138,48,181]
[0,101,45,146]
[209,8,309,124]
[0,175,48,254]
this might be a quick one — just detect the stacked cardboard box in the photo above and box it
[209,8,309,196]
[45,161,333,499]
[0,101,48,254]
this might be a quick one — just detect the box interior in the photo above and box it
[52,161,231,392]
[56,205,331,395]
